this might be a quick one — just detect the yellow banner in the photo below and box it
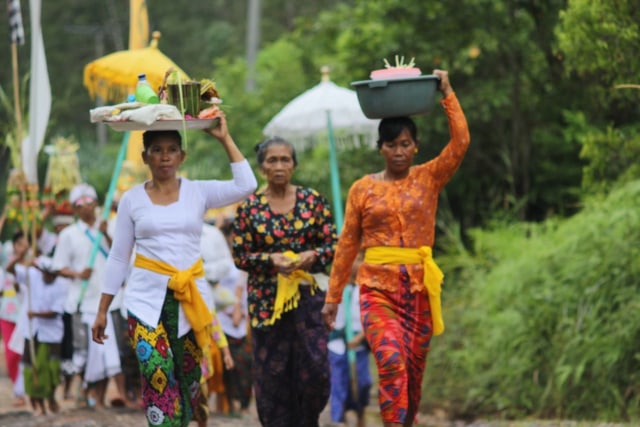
[129,0,149,49]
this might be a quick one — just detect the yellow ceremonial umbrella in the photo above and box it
[83,25,189,178]
[83,3,191,197]
[83,30,189,103]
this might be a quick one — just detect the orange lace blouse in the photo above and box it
[326,93,470,303]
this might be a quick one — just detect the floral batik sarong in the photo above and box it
[128,291,202,427]
[252,286,330,427]
[360,273,433,424]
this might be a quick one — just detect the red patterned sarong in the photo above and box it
[360,277,433,424]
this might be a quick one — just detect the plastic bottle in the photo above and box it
[135,73,159,104]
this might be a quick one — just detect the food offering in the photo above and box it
[197,79,223,119]
[369,56,422,80]
[90,68,223,131]
[41,136,82,215]
[351,56,440,119]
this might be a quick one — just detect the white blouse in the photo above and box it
[15,265,68,343]
[327,285,364,355]
[52,219,113,314]
[103,160,257,337]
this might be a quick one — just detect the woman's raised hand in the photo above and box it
[433,69,453,97]
[203,112,246,162]
[204,111,229,142]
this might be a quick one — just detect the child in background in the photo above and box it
[7,252,68,416]
[0,230,27,407]
[328,250,372,427]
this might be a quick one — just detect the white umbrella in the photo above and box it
[263,75,378,141]
[262,67,379,231]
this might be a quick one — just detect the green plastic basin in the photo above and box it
[351,75,440,119]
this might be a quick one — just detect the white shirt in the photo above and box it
[217,265,248,339]
[52,219,111,314]
[103,160,257,338]
[14,265,68,343]
[328,285,364,355]
[201,223,232,284]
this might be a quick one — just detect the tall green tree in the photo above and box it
[555,0,640,194]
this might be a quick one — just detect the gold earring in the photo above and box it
[414,148,419,154]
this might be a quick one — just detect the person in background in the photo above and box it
[217,219,253,418]
[0,229,27,408]
[104,195,143,409]
[7,253,67,416]
[52,183,130,409]
[200,220,235,416]
[44,213,76,400]
[49,214,75,249]
[198,285,234,422]
[322,70,470,427]
[92,116,257,427]
[105,195,143,408]
[201,221,233,289]
[35,203,58,257]
[327,250,371,427]
[232,136,337,426]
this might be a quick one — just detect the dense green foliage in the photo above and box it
[1,0,640,422]
[427,180,640,421]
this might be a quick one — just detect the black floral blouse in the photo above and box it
[232,186,337,328]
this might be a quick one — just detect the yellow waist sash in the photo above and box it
[2,288,17,297]
[364,246,445,336]
[134,253,213,348]
[264,251,316,327]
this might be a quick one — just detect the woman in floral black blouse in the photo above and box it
[232,136,337,426]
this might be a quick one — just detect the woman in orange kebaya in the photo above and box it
[321,69,470,427]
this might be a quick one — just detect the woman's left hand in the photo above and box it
[272,250,316,274]
[294,250,317,271]
[270,253,298,275]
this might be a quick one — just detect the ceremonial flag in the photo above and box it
[7,0,25,45]
[129,0,149,49]
[21,0,51,184]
